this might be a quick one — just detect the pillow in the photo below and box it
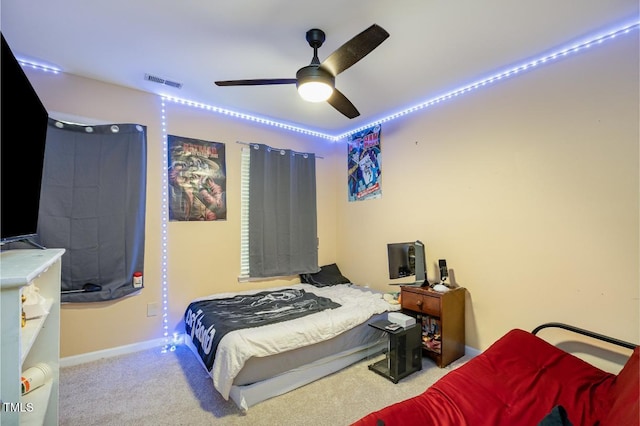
[537,405,573,426]
[300,263,351,287]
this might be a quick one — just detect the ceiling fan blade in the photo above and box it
[327,88,360,119]
[215,78,296,86]
[320,24,390,76]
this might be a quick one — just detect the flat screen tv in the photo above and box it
[1,33,49,245]
[387,240,427,286]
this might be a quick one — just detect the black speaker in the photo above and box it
[438,259,448,282]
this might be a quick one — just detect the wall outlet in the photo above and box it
[147,302,159,317]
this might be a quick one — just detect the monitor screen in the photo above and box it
[387,240,426,285]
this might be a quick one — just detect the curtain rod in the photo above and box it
[236,141,324,159]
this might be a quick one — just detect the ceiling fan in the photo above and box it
[215,24,390,119]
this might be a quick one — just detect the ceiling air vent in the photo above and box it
[144,73,183,89]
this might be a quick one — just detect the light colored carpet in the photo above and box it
[59,344,470,425]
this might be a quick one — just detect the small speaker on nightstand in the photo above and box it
[438,259,448,284]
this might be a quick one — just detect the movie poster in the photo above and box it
[347,124,382,202]
[168,135,226,221]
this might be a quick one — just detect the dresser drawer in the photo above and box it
[401,289,441,316]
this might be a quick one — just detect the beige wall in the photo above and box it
[162,102,341,340]
[24,70,342,357]
[335,35,639,361]
[24,32,638,362]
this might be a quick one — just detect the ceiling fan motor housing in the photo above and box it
[296,65,335,89]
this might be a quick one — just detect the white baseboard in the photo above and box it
[60,336,172,368]
[465,345,481,358]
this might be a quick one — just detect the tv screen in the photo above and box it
[387,240,426,285]
[1,33,49,244]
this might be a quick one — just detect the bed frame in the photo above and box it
[185,315,388,411]
[228,339,387,411]
[532,322,637,349]
[184,285,393,413]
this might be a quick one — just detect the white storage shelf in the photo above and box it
[21,298,54,364]
[1,249,64,426]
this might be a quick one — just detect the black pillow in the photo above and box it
[300,263,351,287]
[537,406,573,426]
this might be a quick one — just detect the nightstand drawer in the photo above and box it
[401,290,440,316]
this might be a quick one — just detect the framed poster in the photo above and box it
[348,125,382,202]
[168,135,226,221]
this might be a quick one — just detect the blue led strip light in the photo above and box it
[162,96,336,141]
[338,21,639,140]
[164,20,639,141]
[159,98,174,353]
[20,21,638,142]
[17,60,61,74]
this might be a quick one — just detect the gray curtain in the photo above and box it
[38,118,147,302]
[248,144,318,277]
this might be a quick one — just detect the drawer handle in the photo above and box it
[416,300,422,308]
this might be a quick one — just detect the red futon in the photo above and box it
[353,325,639,426]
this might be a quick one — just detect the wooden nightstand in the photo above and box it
[400,286,465,367]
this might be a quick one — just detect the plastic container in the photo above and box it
[133,271,143,288]
[21,363,52,395]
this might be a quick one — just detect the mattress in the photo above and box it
[234,310,388,385]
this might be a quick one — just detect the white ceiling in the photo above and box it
[1,1,638,136]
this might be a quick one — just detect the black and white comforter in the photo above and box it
[184,283,400,400]
[184,288,341,372]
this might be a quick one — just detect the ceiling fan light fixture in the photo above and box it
[296,66,334,102]
[298,81,333,102]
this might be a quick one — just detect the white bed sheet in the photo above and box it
[188,283,400,400]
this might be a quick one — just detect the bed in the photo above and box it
[183,264,401,411]
[352,323,639,426]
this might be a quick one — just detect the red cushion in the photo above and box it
[352,329,619,426]
[600,346,639,426]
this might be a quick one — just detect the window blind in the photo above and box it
[239,147,250,280]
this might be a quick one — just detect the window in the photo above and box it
[38,119,147,302]
[239,144,318,279]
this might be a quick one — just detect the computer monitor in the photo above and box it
[387,240,426,286]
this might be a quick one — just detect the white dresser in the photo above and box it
[1,249,64,425]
